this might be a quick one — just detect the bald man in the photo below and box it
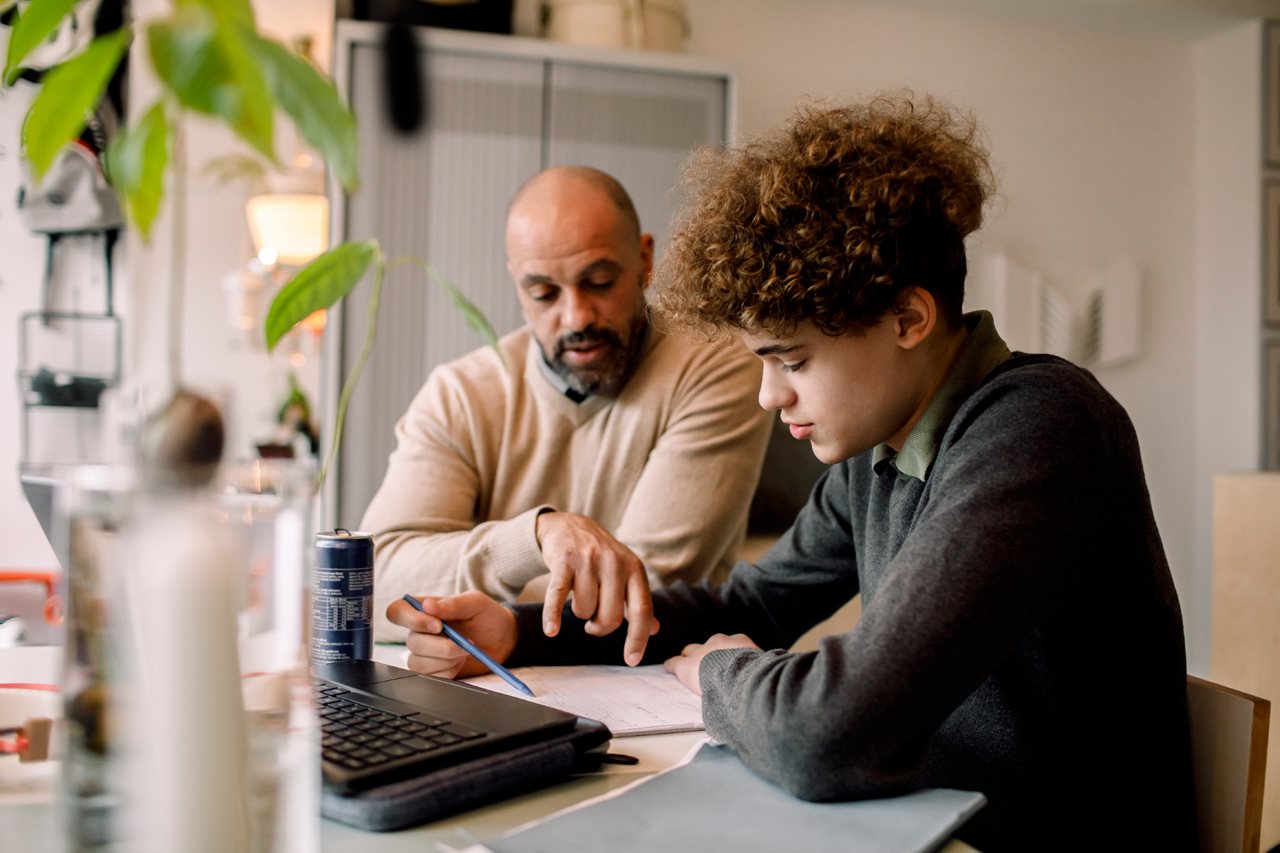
[362,167,772,663]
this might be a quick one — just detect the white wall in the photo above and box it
[1192,22,1264,668]
[682,0,1254,671]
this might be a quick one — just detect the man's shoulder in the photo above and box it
[643,328,760,382]
[410,328,533,421]
[430,327,532,387]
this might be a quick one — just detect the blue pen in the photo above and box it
[400,594,536,697]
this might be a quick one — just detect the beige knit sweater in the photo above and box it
[362,325,772,641]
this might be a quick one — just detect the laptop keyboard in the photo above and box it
[315,679,491,788]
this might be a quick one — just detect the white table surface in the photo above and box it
[0,644,974,852]
[0,644,700,852]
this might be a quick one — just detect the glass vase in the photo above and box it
[55,458,319,853]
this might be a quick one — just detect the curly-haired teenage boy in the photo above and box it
[387,94,1195,851]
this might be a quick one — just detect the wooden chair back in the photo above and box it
[1187,675,1270,852]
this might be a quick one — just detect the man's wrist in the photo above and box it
[533,506,557,547]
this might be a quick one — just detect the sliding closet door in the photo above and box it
[337,41,544,524]
[545,63,728,251]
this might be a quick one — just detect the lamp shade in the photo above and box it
[245,193,329,266]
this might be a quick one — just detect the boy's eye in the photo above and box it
[781,360,806,373]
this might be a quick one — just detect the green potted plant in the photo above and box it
[4,0,498,484]
[3,5,499,849]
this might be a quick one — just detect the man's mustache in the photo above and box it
[554,327,623,359]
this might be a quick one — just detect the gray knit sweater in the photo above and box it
[510,353,1195,851]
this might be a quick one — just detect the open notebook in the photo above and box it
[466,664,704,736]
[380,645,704,736]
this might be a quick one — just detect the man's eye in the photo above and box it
[529,289,556,302]
[586,280,615,291]
[781,360,806,373]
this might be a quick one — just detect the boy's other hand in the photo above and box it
[664,633,760,695]
[387,591,517,679]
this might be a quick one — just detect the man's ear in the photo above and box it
[892,286,938,351]
[639,233,655,287]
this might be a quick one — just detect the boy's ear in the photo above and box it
[892,286,938,351]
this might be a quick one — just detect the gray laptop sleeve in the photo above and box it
[321,717,612,832]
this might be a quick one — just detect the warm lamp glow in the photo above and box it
[246,193,329,266]
[301,308,327,336]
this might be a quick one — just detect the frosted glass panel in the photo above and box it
[546,63,728,252]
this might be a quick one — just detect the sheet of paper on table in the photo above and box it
[465,664,704,736]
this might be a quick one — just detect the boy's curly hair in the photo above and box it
[651,93,995,338]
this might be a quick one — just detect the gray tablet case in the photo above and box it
[487,742,987,853]
[320,717,612,832]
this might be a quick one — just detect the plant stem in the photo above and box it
[319,253,385,489]
[167,114,186,394]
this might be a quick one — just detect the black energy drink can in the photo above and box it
[311,529,373,664]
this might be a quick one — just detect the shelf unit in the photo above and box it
[17,311,121,467]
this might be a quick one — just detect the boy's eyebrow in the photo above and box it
[751,343,802,356]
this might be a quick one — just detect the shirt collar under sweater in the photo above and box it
[534,325,651,404]
[872,310,1012,482]
[525,324,662,425]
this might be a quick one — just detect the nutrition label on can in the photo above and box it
[311,565,373,663]
[311,567,373,629]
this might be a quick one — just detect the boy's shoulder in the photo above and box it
[950,352,1134,449]
[979,352,1115,407]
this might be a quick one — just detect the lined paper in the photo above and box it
[466,664,703,736]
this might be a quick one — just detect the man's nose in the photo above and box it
[560,288,597,331]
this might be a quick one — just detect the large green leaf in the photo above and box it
[239,30,359,193]
[23,28,131,179]
[265,240,379,351]
[147,10,274,161]
[3,0,81,86]
[105,100,170,238]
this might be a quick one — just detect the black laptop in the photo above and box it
[314,659,581,793]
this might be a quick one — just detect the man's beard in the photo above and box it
[550,317,647,398]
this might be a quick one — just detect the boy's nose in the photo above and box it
[757,371,795,411]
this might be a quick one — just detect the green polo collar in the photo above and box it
[872,310,1012,481]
